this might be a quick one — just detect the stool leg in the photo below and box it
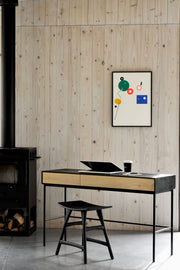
[81,210,87,264]
[97,210,114,260]
[64,187,67,241]
[55,209,72,255]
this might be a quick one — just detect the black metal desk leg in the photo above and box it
[43,184,46,246]
[64,187,67,241]
[171,190,174,255]
[153,193,156,262]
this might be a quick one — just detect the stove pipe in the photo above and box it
[0,0,18,148]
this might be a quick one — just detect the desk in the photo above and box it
[42,169,175,263]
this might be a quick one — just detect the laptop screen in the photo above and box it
[80,161,122,172]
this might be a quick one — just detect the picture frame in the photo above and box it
[112,71,152,127]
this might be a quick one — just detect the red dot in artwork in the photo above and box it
[127,88,133,95]
[136,85,142,91]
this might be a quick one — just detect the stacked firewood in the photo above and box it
[0,209,24,232]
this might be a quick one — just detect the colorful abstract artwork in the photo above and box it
[112,71,152,127]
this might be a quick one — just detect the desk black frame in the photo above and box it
[42,169,175,263]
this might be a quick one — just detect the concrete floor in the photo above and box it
[0,229,180,270]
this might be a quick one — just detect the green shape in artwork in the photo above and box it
[118,80,129,91]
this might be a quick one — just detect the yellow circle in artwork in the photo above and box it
[114,98,121,105]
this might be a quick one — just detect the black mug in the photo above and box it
[124,161,133,172]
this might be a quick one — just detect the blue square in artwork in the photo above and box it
[137,95,148,104]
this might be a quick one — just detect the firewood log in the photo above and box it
[14,213,24,225]
[11,228,18,232]
[30,220,34,228]
[0,222,4,228]
[8,219,13,230]
[0,209,8,221]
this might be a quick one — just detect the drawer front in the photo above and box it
[42,173,81,186]
[81,175,154,192]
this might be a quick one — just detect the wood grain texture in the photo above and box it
[16,0,180,26]
[167,0,180,23]
[79,26,93,161]
[142,0,167,24]
[105,0,118,24]
[118,0,143,24]
[16,0,34,26]
[92,26,105,161]
[45,0,58,25]
[80,175,154,191]
[16,27,37,147]
[69,0,88,25]
[15,0,180,230]
[43,172,81,185]
[42,172,155,191]
[57,0,70,25]
[33,0,46,25]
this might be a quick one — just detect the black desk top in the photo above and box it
[42,168,175,179]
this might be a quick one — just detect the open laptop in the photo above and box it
[79,161,122,174]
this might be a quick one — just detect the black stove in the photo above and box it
[0,0,38,236]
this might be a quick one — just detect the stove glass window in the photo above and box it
[0,165,18,184]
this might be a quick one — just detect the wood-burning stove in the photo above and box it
[0,148,37,235]
[0,0,38,236]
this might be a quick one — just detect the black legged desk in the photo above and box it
[41,169,175,263]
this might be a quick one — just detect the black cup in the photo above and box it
[124,161,133,172]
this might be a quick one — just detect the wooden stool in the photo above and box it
[55,200,114,264]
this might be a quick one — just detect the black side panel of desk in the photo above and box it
[155,176,175,193]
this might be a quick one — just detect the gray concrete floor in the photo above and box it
[0,229,180,270]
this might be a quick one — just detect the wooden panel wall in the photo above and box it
[15,0,179,230]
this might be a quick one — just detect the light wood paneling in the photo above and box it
[54,27,69,168]
[57,0,70,25]
[33,0,46,25]
[16,0,34,26]
[66,26,81,168]
[49,26,58,168]
[16,27,37,147]
[90,0,106,25]
[45,0,57,25]
[16,0,180,26]
[118,0,143,24]
[79,26,93,161]
[167,0,180,23]
[92,26,105,161]
[142,0,167,24]
[15,0,179,230]
[69,0,88,25]
[105,0,118,24]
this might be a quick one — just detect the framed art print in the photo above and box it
[112,71,152,127]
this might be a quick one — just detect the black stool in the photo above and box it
[55,200,114,264]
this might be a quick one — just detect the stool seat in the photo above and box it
[58,200,112,211]
[55,200,114,264]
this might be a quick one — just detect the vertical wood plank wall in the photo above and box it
[15,0,179,230]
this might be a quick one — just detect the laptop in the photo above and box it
[80,161,122,174]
